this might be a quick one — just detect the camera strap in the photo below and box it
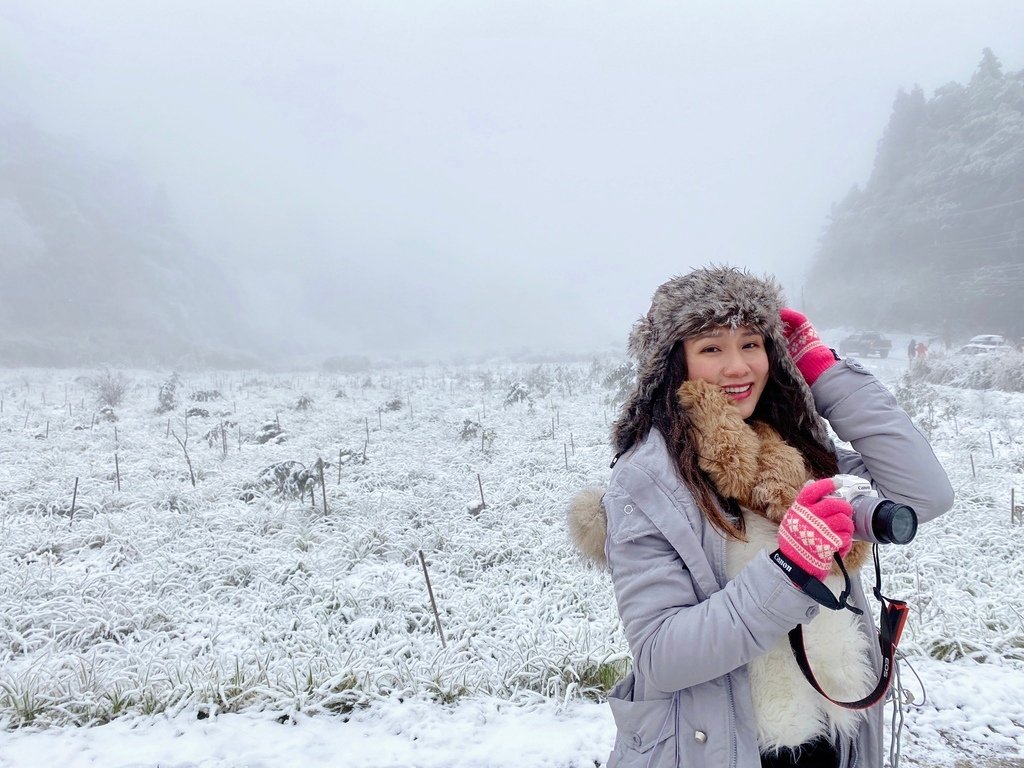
[787,546,910,710]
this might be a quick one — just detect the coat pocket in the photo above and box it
[607,674,675,766]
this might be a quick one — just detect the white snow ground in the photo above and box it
[1,342,1023,767]
[0,658,1022,767]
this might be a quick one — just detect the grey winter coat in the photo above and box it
[602,358,954,768]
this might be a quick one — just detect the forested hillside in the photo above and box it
[0,118,249,366]
[805,49,1024,343]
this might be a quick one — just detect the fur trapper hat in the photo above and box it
[611,265,831,454]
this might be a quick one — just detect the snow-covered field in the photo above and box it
[1,346,1023,766]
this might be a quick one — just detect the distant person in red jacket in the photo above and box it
[907,339,916,361]
[916,341,928,359]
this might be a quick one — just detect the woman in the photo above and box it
[569,266,953,767]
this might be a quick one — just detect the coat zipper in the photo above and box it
[714,534,738,768]
[726,673,737,768]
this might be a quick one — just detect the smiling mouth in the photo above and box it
[721,384,753,398]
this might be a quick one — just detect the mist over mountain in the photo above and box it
[0,117,255,367]
[806,49,1024,342]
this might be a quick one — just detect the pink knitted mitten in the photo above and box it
[777,478,854,580]
[779,308,836,386]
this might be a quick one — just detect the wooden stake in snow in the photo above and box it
[970,453,976,480]
[166,418,170,438]
[418,549,447,649]
[365,417,370,442]
[989,431,996,458]
[564,442,569,470]
[570,431,575,456]
[114,452,121,491]
[69,477,79,525]
[318,458,328,514]
[477,473,486,509]
[338,448,343,484]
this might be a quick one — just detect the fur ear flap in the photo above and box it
[627,314,655,360]
[567,486,608,567]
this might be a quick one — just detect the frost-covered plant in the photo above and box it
[910,351,1024,392]
[384,396,402,412]
[204,421,236,451]
[503,382,531,407]
[240,461,321,502]
[524,366,554,397]
[156,373,181,414]
[601,361,634,406]
[190,390,223,402]
[92,369,130,408]
[296,395,314,410]
[251,420,285,445]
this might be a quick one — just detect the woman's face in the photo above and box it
[683,326,770,420]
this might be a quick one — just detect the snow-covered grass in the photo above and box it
[1,358,1023,765]
[0,364,623,729]
[909,349,1024,393]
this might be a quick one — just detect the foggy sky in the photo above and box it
[2,0,1023,360]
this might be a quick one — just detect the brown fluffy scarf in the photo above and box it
[677,378,871,575]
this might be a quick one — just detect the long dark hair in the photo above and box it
[648,335,839,540]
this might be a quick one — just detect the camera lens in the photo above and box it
[873,501,918,545]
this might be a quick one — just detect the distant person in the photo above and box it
[907,338,916,361]
[569,266,953,768]
[916,341,928,359]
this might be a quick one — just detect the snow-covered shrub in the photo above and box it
[92,369,130,408]
[910,351,1024,392]
[253,420,285,444]
[296,395,314,410]
[503,382,531,407]
[524,365,554,397]
[189,389,223,402]
[384,396,402,412]
[185,407,209,419]
[156,373,181,413]
[203,421,236,449]
[240,461,321,502]
[601,361,634,405]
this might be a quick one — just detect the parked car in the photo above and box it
[957,335,1016,355]
[839,332,893,358]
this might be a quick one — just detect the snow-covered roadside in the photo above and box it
[1,658,1022,767]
